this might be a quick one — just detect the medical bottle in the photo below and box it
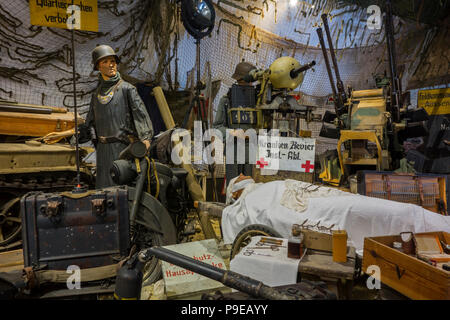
[288,224,304,259]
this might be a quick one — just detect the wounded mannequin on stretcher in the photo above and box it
[222,174,450,256]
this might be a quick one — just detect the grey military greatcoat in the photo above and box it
[85,81,153,189]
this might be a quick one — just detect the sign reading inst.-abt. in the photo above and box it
[418,87,450,116]
[161,239,227,299]
[257,135,316,173]
[29,0,98,32]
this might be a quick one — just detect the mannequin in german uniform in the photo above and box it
[213,61,258,187]
[81,45,153,188]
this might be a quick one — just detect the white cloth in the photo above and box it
[225,175,262,205]
[221,179,450,256]
[232,178,255,192]
[280,180,349,213]
[230,236,300,287]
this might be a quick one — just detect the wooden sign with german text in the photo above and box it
[29,0,98,32]
[161,239,227,298]
[418,87,450,116]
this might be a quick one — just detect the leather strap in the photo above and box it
[97,79,123,105]
[98,135,127,144]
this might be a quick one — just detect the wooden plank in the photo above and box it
[364,236,449,280]
[299,247,356,280]
[364,249,447,299]
[197,211,218,240]
[197,201,226,218]
[0,111,79,136]
[0,249,24,273]
[362,235,450,300]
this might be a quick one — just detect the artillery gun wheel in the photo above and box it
[0,171,94,248]
[0,193,22,246]
[127,187,177,286]
[230,224,282,260]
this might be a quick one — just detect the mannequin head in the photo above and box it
[97,56,117,80]
[231,174,254,200]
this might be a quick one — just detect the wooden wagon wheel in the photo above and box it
[230,224,282,260]
[0,195,21,246]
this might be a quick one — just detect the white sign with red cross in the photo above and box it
[257,135,316,173]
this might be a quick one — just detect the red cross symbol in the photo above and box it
[301,160,314,173]
[256,157,269,169]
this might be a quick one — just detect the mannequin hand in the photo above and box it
[143,140,151,150]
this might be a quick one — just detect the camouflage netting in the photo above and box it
[0,0,448,153]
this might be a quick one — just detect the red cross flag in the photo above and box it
[256,157,269,169]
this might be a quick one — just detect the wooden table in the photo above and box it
[298,246,356,299]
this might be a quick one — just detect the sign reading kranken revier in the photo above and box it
[29,0,98,32]
[257,135,316,173]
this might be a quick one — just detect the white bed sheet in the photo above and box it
[221,180,450,256]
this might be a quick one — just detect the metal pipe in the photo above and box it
[70,2,81,189]
[0,100,68,113]
[290,60,316,78]
[0,105,52,114]
[316,28,338,104]
[385,0,401,122]
[140,246,298,300]
[321,13,346,102]
[129,159,148,227]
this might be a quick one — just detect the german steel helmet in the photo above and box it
[92,45,120,71]
[269,56,304,90]
[231,61,256,81]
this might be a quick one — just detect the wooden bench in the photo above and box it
[298,247,356,299]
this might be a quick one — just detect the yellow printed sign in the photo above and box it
[418,87,450,116]
[29,0,98,32]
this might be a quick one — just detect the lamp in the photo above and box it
[180,0,215,40]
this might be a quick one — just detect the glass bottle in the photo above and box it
[288,224,304,259]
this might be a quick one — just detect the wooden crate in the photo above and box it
[0,111,78,136]
[0,249,24,273]
[356,171,448,215]
[362,232,450,300]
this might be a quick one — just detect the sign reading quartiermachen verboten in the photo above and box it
[418,87,450,116]
[30,0,98,32]
[257,135,316,173]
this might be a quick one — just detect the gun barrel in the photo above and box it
[141,246,297,300]
[0,104,52,114]
[317,27,341,116]
[290,60,316,78]
[385,0,401,122]
[0,100,68,113]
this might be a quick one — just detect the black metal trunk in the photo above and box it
[21,186,130,270]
